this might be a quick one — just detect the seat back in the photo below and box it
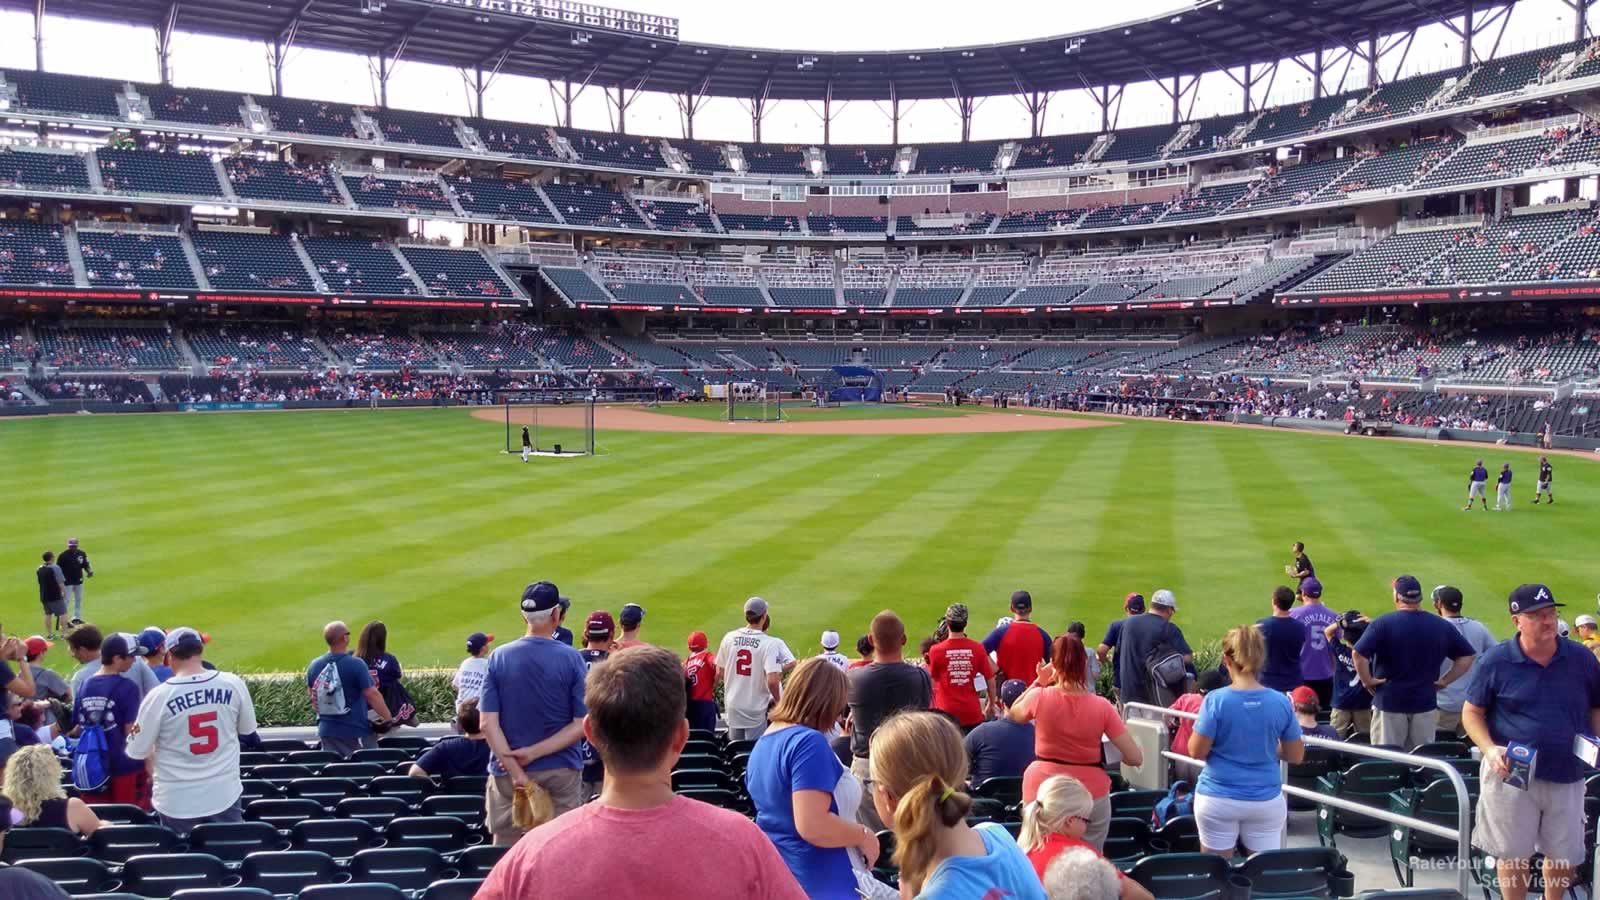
[351,748,411,766]
[972,776,1024,806]
[251,764,316,784]
[457,844,510,877]
[241,850,341,895]
[1109,789,1167,821]
[1238,846,1345,899]
[88,824,182,865]
[298,884,408,900]
[288,750,341,767]
[188,822,284,863]
[1128,852,1233,900]
[120,852,227,897]
[442,775,487,796]
[291,818,380,859]
[336,796,410,830]
[384,816,473,853]
[245,798,327,831]
[419,794,485,826]
[170,890,276,900]
[320,762,386,780]
[420,879,484,900]
[88,804,153,825]
[671,768,735,791]
[1101,817,1151,864]
[349,847,450,892]
[18,857,121,895]
[2,826,84,863]
[368,775,434,804]
[1156,815,1202,854]
[287,777,363,809]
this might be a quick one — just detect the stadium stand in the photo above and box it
[141,84,247,128]
[399,246,516,299]
[191,231,316,292]
[635,197,717,233]
[187,322,327,369]
[807,215,888,235]
[373,108,464,148]
[97,148,224,197]
[541,182,648,229]
[1,68,122,117]
[541,267,614,305]
[715,213,802,234]
[911,139,1002,174]
[260,96,360,139]
[77,229,199,290]
[0,147,90,191]
[303,237,419,296]
[36,322,181,370]
[473,119,560,160]
[444,175,558,224]
[566,128,665,169]
[342,174,456,215]
[225,157,345,206]
[735,143,809,175]
[0,220,75,286]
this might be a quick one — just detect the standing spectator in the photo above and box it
[36,552,66,639]
[617,603,647,649]
[3,744,102,834]
[1289,686,1340,740]
[66,626,156,699]
[983,590,1052,683]
[1258,587,1308,692]
[747,658,881,898]
[715,597,786,742]
[454,632,494,711]
[848,635,874,670]
[306,621,394,759]
[963,679,1035,786]
[57,539,92,623]
[408,699,491,780]
[357,620,414,727]
[1116,589,1193,708]
[929,604,997,732]
[479,581,588,846]
[1464,584,1600,900]
[1187,624,1304,855]
[0,795,73,900]
[126,627,257,835]
[683,630,718,734]
[1096,594,1146,699]
[1433,585,1497,738]
[552,597,574,647]
[869,710,1045,900]
[1289,577,1338,706]
[576,614,612,803]
[72,633,149,809]
[1169,670,1225,785]
[1353,575,1476,749]
[1018,774,1154,900]
[1286,541,1314,585]
[1010,635,1142,848]
[1323,612,1373,736]
[816,631,850,670]
[477,646,807,900]
[1067,622,1100,685]
[137,628,172,682]
[22,637,69,723]
[847,611,932,829]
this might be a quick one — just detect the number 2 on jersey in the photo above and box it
[188,711,219,754]
[735,648,753,676]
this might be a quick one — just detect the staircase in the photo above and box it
[1327,87,1382,129]
[532,183,567,224]
[622,193,654,230]
[953,267,979,307]
[211,158,240,202]
[707,207,729,234]
[1506,209,1600,280]
[84,151,105,192]
[832,260,845,306]
[387,245,432,296]
[348,108,382,142]
[1223,113,1263,148]
[477,246,529,300]
[438,178,471,219]
[289,235,330,293]
[1426,70,1474,109]
[62,225,90,288]
[330,170,358,208]
[1083,133,1115,164]
[547,130,580,163]
[454,119,489,154]
[11,380,48,406]
[754,272,778,308]
[882,269,901,307]
[1158,123,1200,159]
[171,326,203,370]
[177,233,213,291]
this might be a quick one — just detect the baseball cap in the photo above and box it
[744,596,769,618]
[164,627,206,656]
[1000,679,1028,706]
[620,603,645,628]
[1010,590,1033,611]
[585,611,616,639]
[820,630,840,650]
[558,596,572,613]
[1392,575,1423,602]
[23,636,52,658]
[687,630,708,652]
[1152,589,1177,610]
[1432,585,1464,611]
[1509,583,1562,615]
[1289,685,1319,707]
[944,603,969,626]
[1577,614,1599,629]
[67,538,78,547]
[466,632,495,654]
[101,633,136,663]
[137,627,167,655]
[520,581,561,613]
[1299,577,1323,598]
[1124,592,1146,613]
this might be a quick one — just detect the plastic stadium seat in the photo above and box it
[18,857,123,895]
[292,750,342,767]
[246,798,327,831]
[1102,817,1152,866]
[368,775,435,804]
[254,739,309,754]
[351,748,412,766]
[1110,789,1167,821]
[1316,762,1411,847]
[299,885,407,900]
[676,787,747,813]
[383,816,479,853]
[1237,847,1354,899]
[724,739,757,757]
[1287,745,1340,811]
[287,777,362,809]
[320,762,386,780]
[442,776,487,796]
[456,844,509,878]
[419,794,485,826]
[1129,851,1235,899]
[420,878,484,900]
[336,796,411,830]
[119,852,228,897]
[686,730,718,744]
[240,850,344,895]
[171,891,275,900]
[1155,815,1202,854]
[251,764,317,784]
[349,847,456,893]
[671,768,737,791]
[972,777,1024,806]
[88,803,154,825]
[377,737,432,752]
[1389,776,1478,888]
[682,740,721,757]
[186,822,286,865]
[2,826,84,862]
[290,818,380,859]
[88,824,182,864]
[237,752,281,768]
[673,752,725,772]
[1358,891,1464,900]
[237,780,283,804]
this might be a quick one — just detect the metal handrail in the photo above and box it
[1122,701,1473,897]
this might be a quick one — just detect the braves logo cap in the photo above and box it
[1509,583,1561,615]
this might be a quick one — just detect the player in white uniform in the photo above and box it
[714,597,785,741]
[816,630,850,670]
[125,628,257,835]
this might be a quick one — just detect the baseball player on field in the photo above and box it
[126,628,258,836]
[521,427,533,463]
[1464,460,1489,511]
[1534,456,1554,505]
[1494,463,1513,511]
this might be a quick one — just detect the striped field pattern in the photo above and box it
[5,406,1597,673]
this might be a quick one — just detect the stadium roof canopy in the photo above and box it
[3,0,1486,102]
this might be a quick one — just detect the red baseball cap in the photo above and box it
[23,636,52,658]
[687,631,708,652]
[1288,686,1319,707]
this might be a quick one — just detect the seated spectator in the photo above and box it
[963,679,1035,786]
[869,710,1045,900]
[478,646,807,900]
[1042,847,1122,900]
[408,699,491,780]
[3,744,103,834]
[1019,774,1153,900]
[747,657,885,898]
[0,794,72,899]
[1289,686,1340,740]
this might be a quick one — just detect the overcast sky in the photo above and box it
[0,0,1584,143]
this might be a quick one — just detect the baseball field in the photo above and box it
[6,403,1597,675]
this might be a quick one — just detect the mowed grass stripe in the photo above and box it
[1064,426,1164,602]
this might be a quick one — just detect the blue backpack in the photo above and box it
[1152,780,1194,829]
[73,721,112,792]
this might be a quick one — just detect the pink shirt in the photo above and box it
[477,795,807,900]
[1169,692,1204,758]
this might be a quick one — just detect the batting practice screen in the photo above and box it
[501,397,596,456]
[726,382,784,422]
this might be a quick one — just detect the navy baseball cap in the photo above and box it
[1393,575,1423,602]
[1125,592,1146,613]
[620,603,645,628]
[1010,590,1032,611]
[1299,577,1323,598]
[101,633,136,664]
[466,632,495,654]
[1000,679,1028,706]
[1509,583,1562,615]
[520,581,561,613]
[1432,585,1464,611]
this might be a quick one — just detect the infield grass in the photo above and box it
[5,406,1595,675]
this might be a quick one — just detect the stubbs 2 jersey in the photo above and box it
[127,670,257,818]
[714,627,784,728]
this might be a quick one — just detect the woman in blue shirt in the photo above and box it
[747,657,885,899]
[869,711,1045,900]
[1188,624,1305,856]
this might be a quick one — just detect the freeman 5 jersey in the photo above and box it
[126,670,257,818]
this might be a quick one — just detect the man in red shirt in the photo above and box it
[929,604,997,732]
[683,631,718,734]
[847,634,873,670]
[982,590,1052,683]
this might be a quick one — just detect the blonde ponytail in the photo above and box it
[1018,774,1093,853]
[869,712,972,896]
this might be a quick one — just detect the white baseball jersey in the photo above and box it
[715,627,785,728]
[454,656,488,709]
[817,650,850,671]
[126,670,257,818]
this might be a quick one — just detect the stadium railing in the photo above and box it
[1122,700,1473,897]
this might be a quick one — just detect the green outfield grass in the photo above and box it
[644,401,969,421]
[6,407,1595,676]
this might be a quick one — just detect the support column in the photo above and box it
[34,0,44,71]
[822,93,830,145]
[1241,64,1252,114]
[1367,37,1379,88]
[890,93,899,145]
[1171,77,1181,123]
[957,95,974,143]
[562,81,575,129]
[1578,0,1591,41]
[156,3,177,85]
[1312,48,1324,98]
[1462,0,1475,68]
[751,95,766,142]
[1021,90,1049,137]
[377,54,390,108]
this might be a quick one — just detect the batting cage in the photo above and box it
[496,390,596,457]
[724,381,785,422]
[827,366,885,403]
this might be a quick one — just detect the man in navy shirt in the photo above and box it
[1323,612,1373,736]
[1353,575,1476,750]
[962,679,1035,786]
[1258,586,1309,692]
[1495,463,1513,512]
[1464,584,1600,900]
[409,698,491,781]
[306,622,394,759]
[1096,593,1145,696]
[73,633,149,808]
[1465,460,1490,511]
[1117,590,1192,708]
